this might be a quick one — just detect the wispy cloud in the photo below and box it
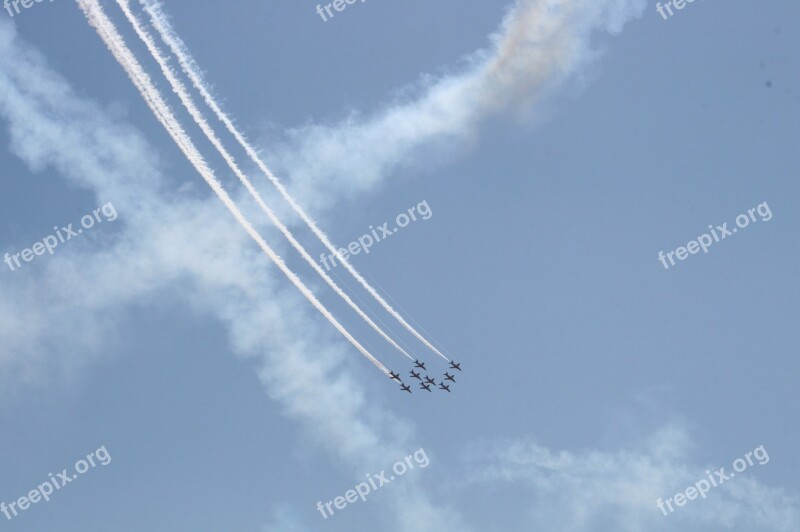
[460,427,800,531]
[0,13,458,529]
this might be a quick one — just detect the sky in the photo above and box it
[0,1,798,531]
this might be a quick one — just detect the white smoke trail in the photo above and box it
[138,0,451,363]
[269,0,646,210]
[115,0,414,363]
[74,0,392,376]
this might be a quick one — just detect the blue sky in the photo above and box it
[0,1,798,531]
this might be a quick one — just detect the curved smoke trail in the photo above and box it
[115,0,414,363]
[139,0,451,363]
[75,0,392,376]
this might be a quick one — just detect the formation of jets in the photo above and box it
[392,359,462,395]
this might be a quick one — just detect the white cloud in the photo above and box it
[460,427,800,531]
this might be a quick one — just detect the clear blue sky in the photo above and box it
[0,1,798,531]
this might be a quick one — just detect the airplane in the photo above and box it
[424,376,436,385]
[444,372,456,383]
[438,383,451,393]
[400,384,412,394]
[449,361,462,371]
[409,370,422,380]
[389,371,401,382]
[414,360,427,370]
[420,382,432,392]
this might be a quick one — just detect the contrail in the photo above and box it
[242,0,645,242]
[115,0,413,362]
[74,0,392,375]
[139,0,450,363]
